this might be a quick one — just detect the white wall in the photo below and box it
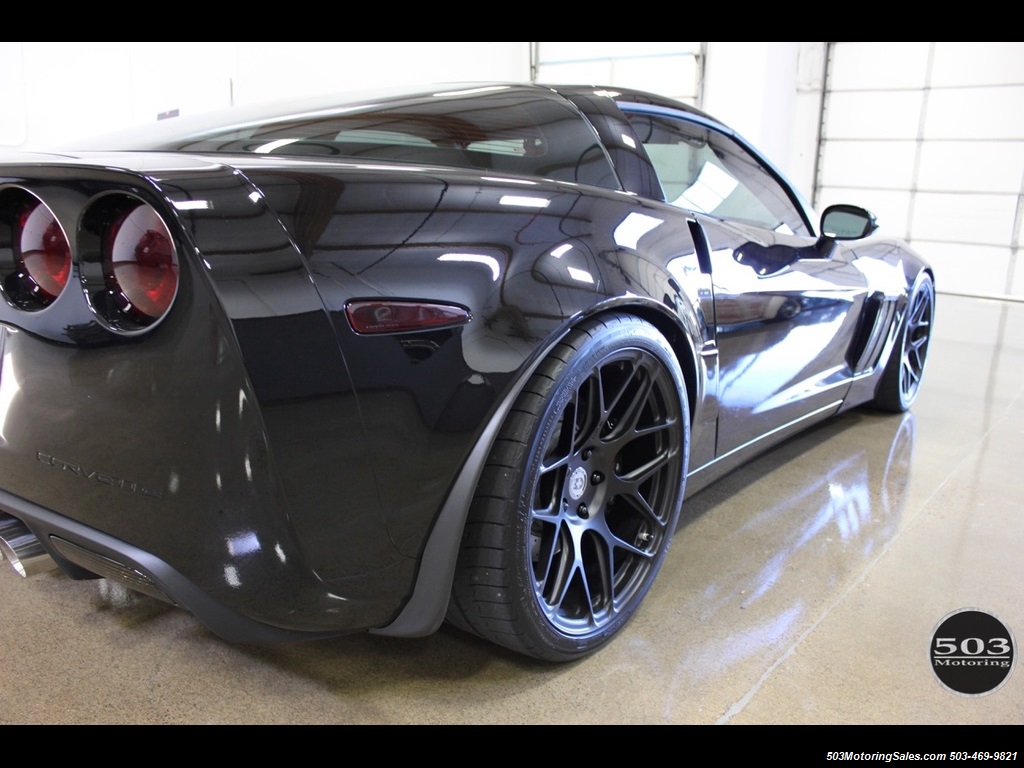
[2,41,807,178]
[4,41,1021,299]
[702,42,822,202]
[0,42,531,148]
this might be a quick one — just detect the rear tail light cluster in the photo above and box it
[0,187,179,333]
[0,192,71,310]
[80,195,179,331]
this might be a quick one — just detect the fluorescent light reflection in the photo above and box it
[254,138,301,154]
[356,164,427,172]
[0,342,19,443]
[224,565,242,587]
[481,177,536,185]
[499,195,550,209]
[613,212,664,249]
[674,162,739,213]
[438,253,500,281]
[227,531,261,557]
[567,267,595,284]
[172,199,212,211]
[432,85,509,98]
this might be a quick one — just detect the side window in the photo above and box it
[625,111,811,237]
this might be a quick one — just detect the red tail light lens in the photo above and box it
[103,202,178,325]
[17,199,71,301]
[0,191,71,310]
[2,189,180,335]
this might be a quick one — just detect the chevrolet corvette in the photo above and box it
[0,83,934,661]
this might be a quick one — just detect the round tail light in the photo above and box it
[18,199,71,300]
[103,201,178,326]
[0,191,71,310]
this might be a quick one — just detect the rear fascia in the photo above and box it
[0,160,412,638]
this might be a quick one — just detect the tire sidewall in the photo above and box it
[897,272,935,410]
[511,315,689,659]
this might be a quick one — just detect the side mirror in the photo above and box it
[820,204,878,240]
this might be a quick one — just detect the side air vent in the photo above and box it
[848,292,898,374]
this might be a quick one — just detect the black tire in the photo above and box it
[874,272,935,412]
[447,314,690,661]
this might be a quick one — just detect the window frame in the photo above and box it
[615,103,818,239]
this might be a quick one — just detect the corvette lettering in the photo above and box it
[36,452,163,499]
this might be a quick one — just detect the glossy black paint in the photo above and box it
[0,84,932,644]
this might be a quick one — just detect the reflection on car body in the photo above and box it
[0,83,934,661]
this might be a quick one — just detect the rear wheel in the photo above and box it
[447,314,689,661]
[874,272,935,412]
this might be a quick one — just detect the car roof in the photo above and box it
[64,82,716,152]
[550,84,713,118]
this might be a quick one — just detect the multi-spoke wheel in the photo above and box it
[874,272,935,412]
[447,314,689,661]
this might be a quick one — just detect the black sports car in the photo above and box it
[0,83,934,662]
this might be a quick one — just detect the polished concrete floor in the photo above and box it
[1,293,1021,725]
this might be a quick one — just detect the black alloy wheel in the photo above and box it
[874,272,935,413]
[448,314,690,661]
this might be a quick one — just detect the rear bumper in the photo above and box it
[0,490,340,643]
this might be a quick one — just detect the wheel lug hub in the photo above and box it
[577,503,589,519]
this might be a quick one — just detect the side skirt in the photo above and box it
[684,400,844,499]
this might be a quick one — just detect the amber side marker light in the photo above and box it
[346,300,471,334]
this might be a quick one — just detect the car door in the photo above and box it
[623,108,870,458]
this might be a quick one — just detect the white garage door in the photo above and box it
[532,42,703,105]
[815,42,1024,300]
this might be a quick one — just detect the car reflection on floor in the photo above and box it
[656,410,915,683]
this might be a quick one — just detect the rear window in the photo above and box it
[146,86,619,189]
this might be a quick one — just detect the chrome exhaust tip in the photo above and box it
[0,514,58,577]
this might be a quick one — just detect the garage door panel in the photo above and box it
[924,243,1012,296]
[820,42,1024,298]
[828,42,930,90]
[918,141,1024,194]
[820,140,917,189]
[824,90,925,140]
[912,192,1018,246]
[933,42,1024,88]
[925,86,1024,140]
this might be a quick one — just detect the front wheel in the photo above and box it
[447,314,690,661]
